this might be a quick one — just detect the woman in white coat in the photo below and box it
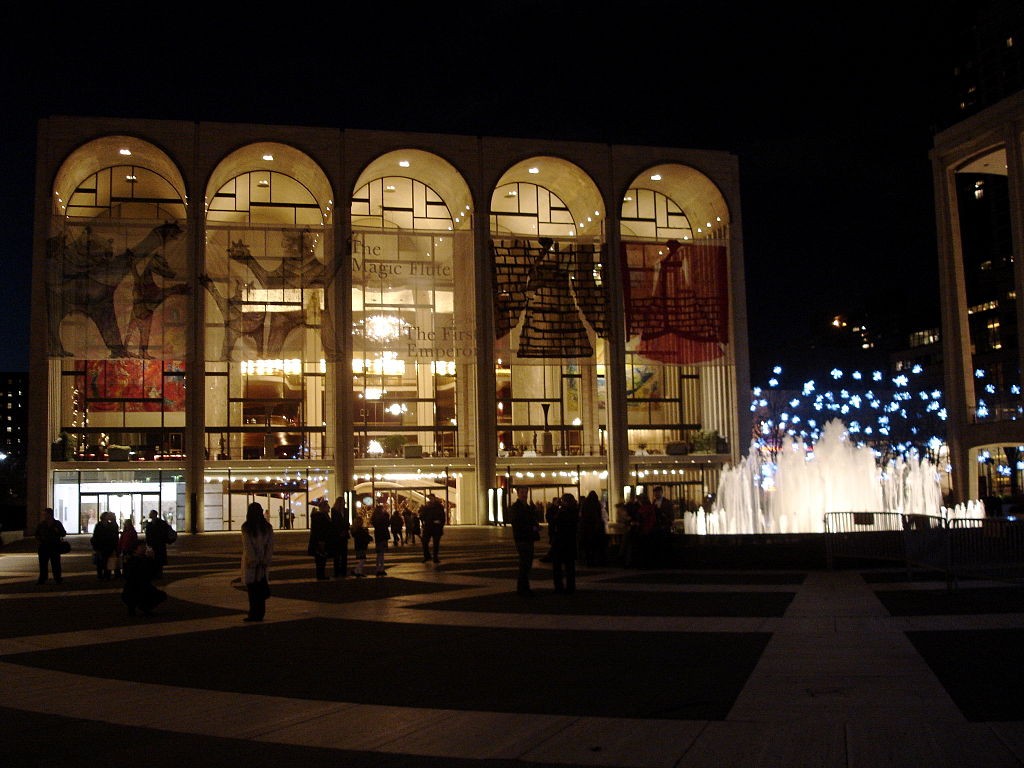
[241,501,274,622]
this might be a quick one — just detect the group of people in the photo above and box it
[617,485,675,568]
[509,488,603,596]
[238,493,448,622]
[32,485,674,624]
[508,485,675,593]
[34,507,175,618]
[302,493,446,582]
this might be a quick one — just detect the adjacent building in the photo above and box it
[27,116,749,534]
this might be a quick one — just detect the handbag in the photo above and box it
[166,525,178,543]
[59,540,71,554]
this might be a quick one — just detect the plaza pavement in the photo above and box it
[0,526,1022,767]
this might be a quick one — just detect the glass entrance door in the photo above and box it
[80,492,162,533]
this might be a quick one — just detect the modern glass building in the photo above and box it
[27,116,750,534]
[932,89,1024,503]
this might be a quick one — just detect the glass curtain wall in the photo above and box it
[490,181,607,460]
[47,163,189,532]
[620,186,731,510]
[203,170,332,530]
[350,175,475,524]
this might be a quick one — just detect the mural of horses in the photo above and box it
[124,249,191,359]
[47,221,185,358]
[202,235,327,360]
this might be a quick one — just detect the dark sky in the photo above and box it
[1,3,964,380]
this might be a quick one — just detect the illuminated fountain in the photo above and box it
[701,418,970,535]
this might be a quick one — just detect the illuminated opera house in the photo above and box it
[27,115,750,533]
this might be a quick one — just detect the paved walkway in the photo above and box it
[1,527,1022,767]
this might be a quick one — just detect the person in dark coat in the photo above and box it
[371,505,391,576]
[90,511,120,580]
[578,490,607,566]
[116,518,139,579]
[143,509,171,576]
[389,508,404,547]
[35,507,68,585]
[330,497,350,578]
[551,493,580,594]
[121,541,166,617]
[508,486,540,595]
[419,494,446,564]
[307,501,334,580]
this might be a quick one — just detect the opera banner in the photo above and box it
[621,240,728,365]
[490,237,607,358]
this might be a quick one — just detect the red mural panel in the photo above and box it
[85,359,186,412]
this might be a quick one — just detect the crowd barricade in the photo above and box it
[947,517,1024,586]
[825,511,1024,591]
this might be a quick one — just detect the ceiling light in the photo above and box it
[528,167,539,174]
[119,148,132,156]
[650,174,662,181]
[399,160,410,167]
[262,154,274,161]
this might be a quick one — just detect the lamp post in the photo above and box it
[541,403,554,455]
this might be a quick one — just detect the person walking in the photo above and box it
[389,507,404,547]
[35,507,67,585]
[508,486,540,595]
[240,501,274,622]
[351,515,371,577]
[551,493,580,594]
[330,496,351,578]
[419,493,446,565]
[143,510,171,577]
[308,500,333,580]
[116,518,139,579]
[90,511,120,580]
[371,504,390,576]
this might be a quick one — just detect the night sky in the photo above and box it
[1,3,966,381]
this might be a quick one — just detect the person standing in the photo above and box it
[121,541,166,617]
[408,509,421,545]
[35,507,67,585]
[651,485,674,566]
[144,510,170,577]
[371,504,391,576]
[330,496,350,578]
[90,511,120,580]
[419,493,446,565]
[351,515,372,577]
[401,504,414,544]
[308,501,333,580]
[633,492,657,568]
[389,507,404,547]
[551,493,580,594]
[508,486,540,595]
[240,501,274,622]
[578,490,607,566]
[116,518,139,579]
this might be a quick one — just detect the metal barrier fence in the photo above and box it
[823,512,1024,590]
[947,517,1024,585]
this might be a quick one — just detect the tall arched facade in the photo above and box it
[28,117,749,533]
